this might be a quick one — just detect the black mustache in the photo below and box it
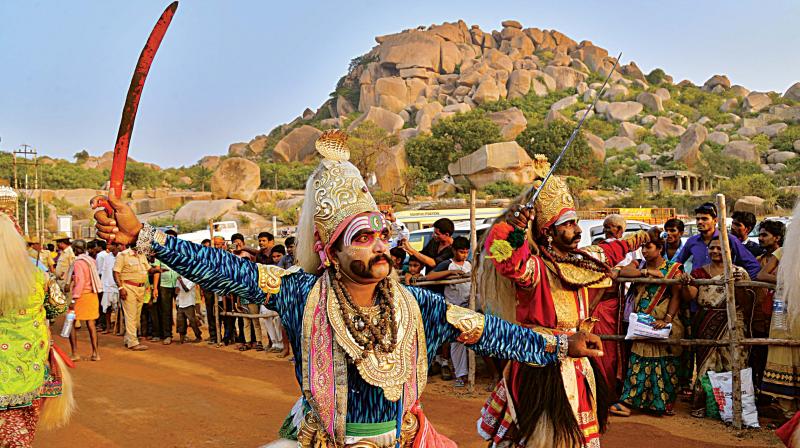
[571,234,582,242]
[369,254,393,269]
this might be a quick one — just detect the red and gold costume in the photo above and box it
[478,167,648,448]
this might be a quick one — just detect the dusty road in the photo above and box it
[36,331,781,447]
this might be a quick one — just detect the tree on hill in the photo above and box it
[73,150,90,163]
[405,109,503,181]
[515,120,600,184]
[347,121,399,176]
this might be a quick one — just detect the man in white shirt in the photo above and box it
[96,241,122,333]
[175,276,202,343]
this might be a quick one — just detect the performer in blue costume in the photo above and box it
[93,130,603,447]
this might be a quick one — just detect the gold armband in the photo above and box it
[257,264,298,295]
[446,304,485,344]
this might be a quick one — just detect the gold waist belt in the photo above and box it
[297,411,419,448]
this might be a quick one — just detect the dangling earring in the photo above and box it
[333,261,342,281]
[546,235,553,247]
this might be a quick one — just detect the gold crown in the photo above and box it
[533,175,575,232]
[0,186,18,215]
[311,131,377,244]
[315,129,350,162]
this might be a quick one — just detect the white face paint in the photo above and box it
[342,212,388,248]
[335,212,392,283]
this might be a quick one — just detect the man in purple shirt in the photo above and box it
[677,202,761,279]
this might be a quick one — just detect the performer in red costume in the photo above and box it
[476,157,655,448]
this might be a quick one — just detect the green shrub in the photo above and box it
[582,118,617,140]
[515,120,600,182]
[482,181,523,198]
[479,89,577,123]
[258,162,316,190]
[718,173,777,205]
[697,147,760,179]
[645,68,668,85]
[773,124,800,152]
[405,109,502,178]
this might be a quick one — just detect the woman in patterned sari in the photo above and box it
[681,236,751,418]
[614,230,684,416]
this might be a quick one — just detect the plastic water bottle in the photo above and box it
[60,310,76,338]
[772,282,788,331]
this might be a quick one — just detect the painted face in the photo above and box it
[334,213,391,283]
[695,213,716,233]
[550,219,582,251]
[730,220,749,241]
[665,226,682,244]
[759,229,779,248]
[708,240,722,262]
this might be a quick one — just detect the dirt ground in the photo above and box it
[36,328,782,448]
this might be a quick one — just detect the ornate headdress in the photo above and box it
[296,130,379,272]
[0,186,18,217]
[533,175,577,234]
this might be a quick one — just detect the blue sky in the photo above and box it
[1,0,798,167]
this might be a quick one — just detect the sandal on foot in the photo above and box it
[690,408,706,418]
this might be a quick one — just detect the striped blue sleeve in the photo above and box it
[407,286,560,367]
[151,235,265,303]
[473,315,560,366]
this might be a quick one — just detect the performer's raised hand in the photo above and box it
[567,331,604,358]
[91,195,143,245]
[507,204,532,229]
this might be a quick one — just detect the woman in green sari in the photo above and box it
[615,231,684,416]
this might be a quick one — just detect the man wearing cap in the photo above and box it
[93,130,603,447]
[676,202,761,279]
[26,235,54,272]
[113,243,154,351]
[54,234,76,290]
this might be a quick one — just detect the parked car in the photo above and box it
[178,220,238,244]
[577,219,652,248]
[406,222,491,253]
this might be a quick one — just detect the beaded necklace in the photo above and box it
[331,276,398,358]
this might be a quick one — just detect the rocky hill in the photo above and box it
[6,19,800,237]
[234,19,800,211]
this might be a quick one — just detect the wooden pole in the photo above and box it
[467,188,477,392]
[717,193,743,429]
[209,219,222,346]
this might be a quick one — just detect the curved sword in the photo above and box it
[516,52,622,217]
[108,1,178,199]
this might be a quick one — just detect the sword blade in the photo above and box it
[524,52,622,210]
[108,1,179,199]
